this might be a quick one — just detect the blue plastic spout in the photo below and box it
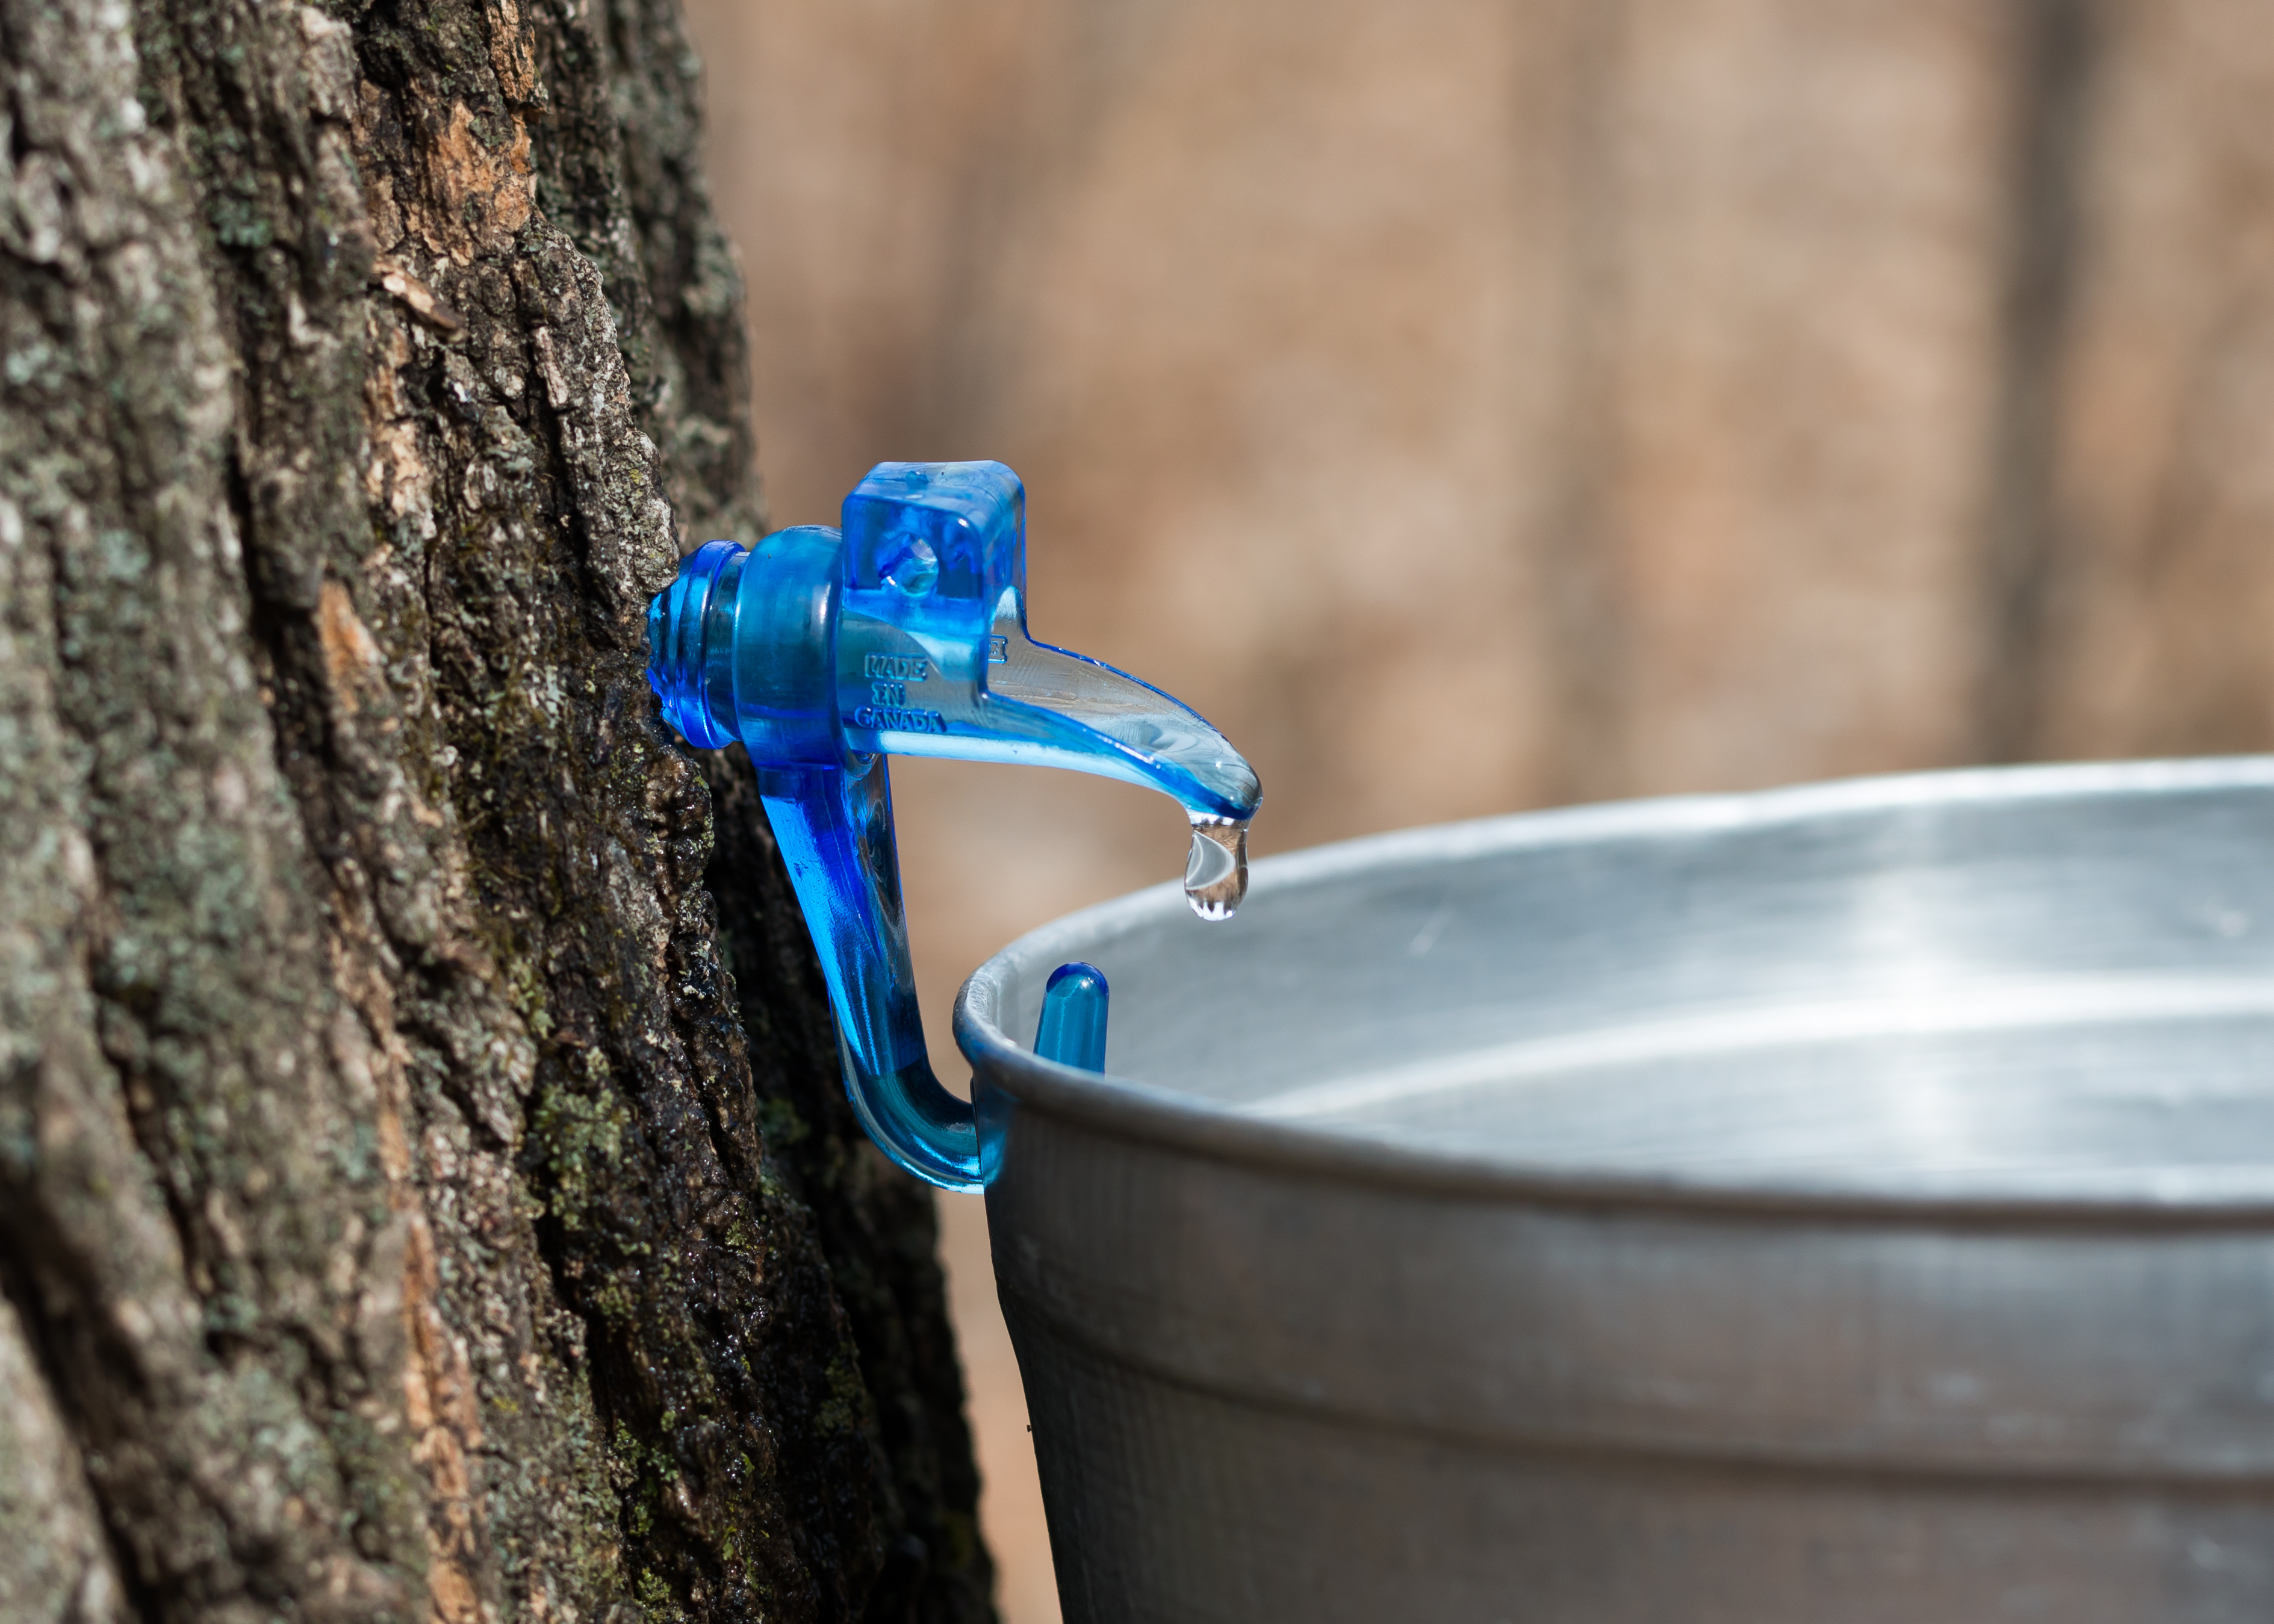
[646,462,1261,1190]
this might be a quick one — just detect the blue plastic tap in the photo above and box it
[646,462,1261,1190]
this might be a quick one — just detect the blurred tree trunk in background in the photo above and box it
[1513,0,2274,801]
[0,0,989,1617]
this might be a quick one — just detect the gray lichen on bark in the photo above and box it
[0,0,991,1615]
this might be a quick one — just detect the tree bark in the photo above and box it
[0,0,990,1617]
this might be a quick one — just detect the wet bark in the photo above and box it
[0,0,991,1616]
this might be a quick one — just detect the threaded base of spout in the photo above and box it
[647,540,745,749]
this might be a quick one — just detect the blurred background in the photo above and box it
[676,1,2274,1617]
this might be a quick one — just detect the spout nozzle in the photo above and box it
[967,633,1261,823]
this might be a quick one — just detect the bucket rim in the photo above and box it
[954,754,2274,1227]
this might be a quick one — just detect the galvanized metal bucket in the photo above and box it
[954,758,2274,1624]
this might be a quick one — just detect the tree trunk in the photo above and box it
[0,0,991,1616]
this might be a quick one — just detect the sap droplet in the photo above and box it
[1184,819,1249,921]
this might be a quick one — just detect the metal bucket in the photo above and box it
[954,759,2274,1623]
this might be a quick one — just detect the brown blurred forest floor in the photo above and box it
[678,1,2274,1617]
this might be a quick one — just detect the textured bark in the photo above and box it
[0,0,991,1616]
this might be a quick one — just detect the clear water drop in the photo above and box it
[1184,818,1249,921]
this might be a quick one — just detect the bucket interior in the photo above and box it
[977,763,2274,1203]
